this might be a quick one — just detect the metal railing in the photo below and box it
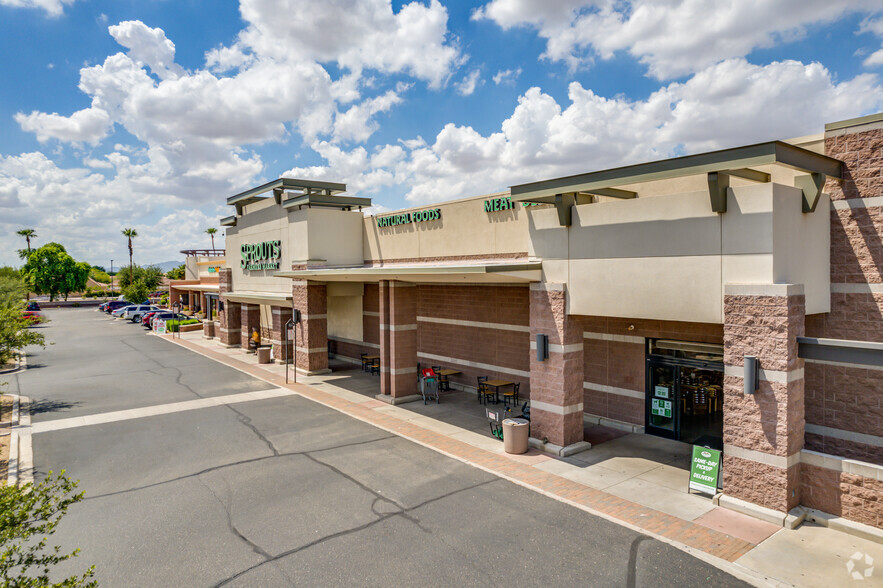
[179,249,225,256]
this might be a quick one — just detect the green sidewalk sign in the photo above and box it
[689,446,721,495]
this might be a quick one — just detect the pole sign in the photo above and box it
[376,208,441,228]
[241,240,281,270]
[689,446,721,495]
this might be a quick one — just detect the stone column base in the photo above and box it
[375,393,421,405]
[528,437,592,457]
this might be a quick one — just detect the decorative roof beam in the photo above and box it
[707,172,730,213]
[510,141,842,205]
[795,172,826,213]
[584,187,637,199]
[220,215,237,227]
[227,177,347,207]
[722,168,771,183]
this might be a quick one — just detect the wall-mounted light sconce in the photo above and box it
[744,356,759,394]
[536,334,549,361]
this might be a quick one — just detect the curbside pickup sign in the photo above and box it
[689,446,721,495]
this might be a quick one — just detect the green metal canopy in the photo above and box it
[510,141,843,221]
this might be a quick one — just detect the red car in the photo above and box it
[22,310,43,324]
[141,309,166,327]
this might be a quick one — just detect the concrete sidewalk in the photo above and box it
[164,331,883,587]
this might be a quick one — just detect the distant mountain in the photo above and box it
[149,260,184,272]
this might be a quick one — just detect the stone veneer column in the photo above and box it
[529,283,589,455]
[722,284,805,514]
[217,269,241,347]
[240,304,261,350]
[378,280,418,402]
[291,280,329,374]
[271,306,293,363]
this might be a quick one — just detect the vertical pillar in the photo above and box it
[271,306,293,363]
[722,284,805,514]
[218,269,240,347]
[529,283,588,455]
[219,301,241,346]
[241,304,261,350]
[169,288,181,308]
[291,280,330,374]
[378,280,418,402]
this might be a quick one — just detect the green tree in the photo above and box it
[117,265,162,291]
[121,281,149,304]
[166,264,186,280]
[205,227,218,250]
[121,228,137,269]
[63,262,91,300]
[0,274,45,366]
[20,243,81,302]
[0,471,96,587]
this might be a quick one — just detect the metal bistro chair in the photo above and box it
[432,366,450,391]
[360,353,370,372]
[502,382,520,407]
[476,376,489,404]
[478,379,497,406]
[369,358,380,376]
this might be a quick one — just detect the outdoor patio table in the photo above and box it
[436,368,460,391]
[483,379,513,404]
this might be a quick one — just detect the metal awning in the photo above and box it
[273,262,543,284]
[227,178,348,206]
[510,140,843,220]
[223,291,293,306]
[170,284,219,292]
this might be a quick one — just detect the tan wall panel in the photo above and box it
[307,207,364,266]
[362,193,531,261]
[226,198,292,295]
[328,295,363,341]
[772,185,831,314]
[568,256,723,323]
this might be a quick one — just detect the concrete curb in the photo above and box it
[802,507,883,545]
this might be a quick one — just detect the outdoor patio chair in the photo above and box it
[502,382,520,406]
[476,376,488,403]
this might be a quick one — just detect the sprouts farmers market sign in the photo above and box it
[241,240,281,270]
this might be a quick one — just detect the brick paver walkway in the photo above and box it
[165,335,756,563]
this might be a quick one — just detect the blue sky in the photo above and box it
[1,0,882,267]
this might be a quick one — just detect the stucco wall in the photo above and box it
[362,192,536,262]
[531,182,830,323]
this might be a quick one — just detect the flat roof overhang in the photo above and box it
[281,193,372,210]
[510,140,842,218]
[227,178,347,206]
[273,262,543,284]
[170,284,219,292]
[223,291,293,306]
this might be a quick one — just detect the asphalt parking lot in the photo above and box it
[6,308,749,587]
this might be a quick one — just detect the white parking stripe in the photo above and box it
[27,388,296,434]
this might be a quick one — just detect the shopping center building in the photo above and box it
[213,113,883,531]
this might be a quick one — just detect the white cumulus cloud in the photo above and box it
[0,0,75,17]
[474,0,883,79]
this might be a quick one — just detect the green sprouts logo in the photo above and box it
[241,240,281,270]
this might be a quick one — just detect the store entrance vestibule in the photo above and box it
[645,339,723,449]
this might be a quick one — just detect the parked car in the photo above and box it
[141,309,168,327]
[22,310,43,324]
[148,312,187,329]
[104,300,130,313]
[26,301,40,311]
[124,305,159,322]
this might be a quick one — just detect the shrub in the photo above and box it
[0,471,96,587]
[164,319,200,332]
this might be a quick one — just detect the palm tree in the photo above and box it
[17,229,36,300]
[205,227,218,251]
[121,228,137,269]
[17,228,36,254]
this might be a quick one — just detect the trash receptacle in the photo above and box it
[502,418,529,454]
[257,346,272,364]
